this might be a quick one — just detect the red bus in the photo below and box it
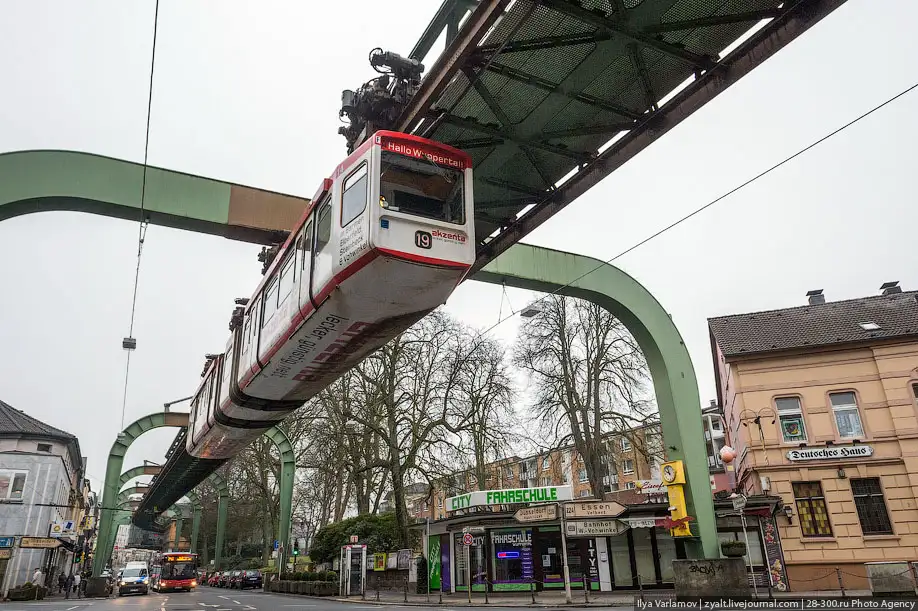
[151,552,199,592]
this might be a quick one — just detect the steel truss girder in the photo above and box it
[482,60,643,120]
[471,0,849,273]
[473,8,783,55]
[538,0,715,69]
[441,114,592,162]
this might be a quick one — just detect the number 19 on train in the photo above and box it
[415,230,432,249]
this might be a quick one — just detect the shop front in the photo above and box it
[424,514,685,593]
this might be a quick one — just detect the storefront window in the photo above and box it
[608,532,632,587]
[454,533,486,591]
[632,528,657,586]
[656,531,678,583]
[491,529,533,591]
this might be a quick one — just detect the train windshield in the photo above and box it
[379,150,465,225]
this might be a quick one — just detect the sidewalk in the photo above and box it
[319,588,875,607]
[327,590,643,607]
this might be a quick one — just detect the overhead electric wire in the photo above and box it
[120,0,161,431]
[479,78,918,337]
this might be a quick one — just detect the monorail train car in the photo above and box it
[187,131,475,459]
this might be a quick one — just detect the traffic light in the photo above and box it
[73,552,82,563]
[292,540,299,556]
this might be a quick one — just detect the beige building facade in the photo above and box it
[709,283,918,591]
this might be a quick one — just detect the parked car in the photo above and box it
[236,570,262,590]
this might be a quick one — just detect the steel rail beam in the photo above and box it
[471,0,849,273]
[397,0,512,134]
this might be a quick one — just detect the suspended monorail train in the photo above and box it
[187,131,475,459]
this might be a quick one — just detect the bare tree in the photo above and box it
[513,295,654,497]
[452,329,517,491]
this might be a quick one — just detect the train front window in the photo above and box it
[380,151,465,225]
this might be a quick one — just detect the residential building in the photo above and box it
[426,424,665,521]
[0,399,88,594]
[702,401,733,492]
[709,282,918,591]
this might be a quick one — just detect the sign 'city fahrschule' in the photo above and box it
[446,486,573,511]
[786,444,873,462]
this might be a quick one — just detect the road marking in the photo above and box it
[281,606,317,608]
[231,601,240,605]
[244,606,256,610]
[67,607,80,610]
[218,596,229,599]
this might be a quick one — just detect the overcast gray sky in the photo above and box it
[1,1,916,493]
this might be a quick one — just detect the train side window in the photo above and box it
[299,221,313,271]
[262,279,278,327]
[341,163,368,227]
[316,202,333,253]
[278,254,295,304]
[242,318,251,352]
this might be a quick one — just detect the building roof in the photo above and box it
[0,398,83,478]
[0,398,77,440]
[708,290,918,359]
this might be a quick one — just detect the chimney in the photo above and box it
[880,281,902,296]
[806,289,825,305]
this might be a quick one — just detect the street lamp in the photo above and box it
[519,303,542,318]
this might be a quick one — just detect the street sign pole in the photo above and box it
[466,542,472,605]
[558,502,572,604]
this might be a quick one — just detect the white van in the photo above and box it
[118,562,150,596]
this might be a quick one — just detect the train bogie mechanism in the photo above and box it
[338,48,424,153]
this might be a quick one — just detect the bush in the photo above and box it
[309,513,402,564]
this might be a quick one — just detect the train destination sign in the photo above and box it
[446,486,572,511]
[564,501,626,519]
[786,445,873,462]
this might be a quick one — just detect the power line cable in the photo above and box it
[476,78,918,336]
[120,0,161,430]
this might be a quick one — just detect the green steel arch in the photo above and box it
[94,411,189,576]
[476,243,717,558]
[118,464,162,489]
[263,426,295,569]
[0,150,308,243]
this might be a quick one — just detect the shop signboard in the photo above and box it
[514,505,557,522]
[0,537,14,548]
[564,520,628,537]
[373,553,386,571]
[786,445,873,461]
[20,537,60,549]
[446,486,572,511]
[563,501,626,518]
[49,521,76,538]
[0,549,11,559]
[635,479,666,494]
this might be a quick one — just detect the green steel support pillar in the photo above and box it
[475,243,718,558]
[94,412,189,576]
[214,494,228,570]
[190,508,202,555]
[173,517,184,550]
[263,427,295,561]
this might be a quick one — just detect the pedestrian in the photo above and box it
[73,572,82,598]
[58,572,66,593]
[65,573,74,599]
[32,567,43,586]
